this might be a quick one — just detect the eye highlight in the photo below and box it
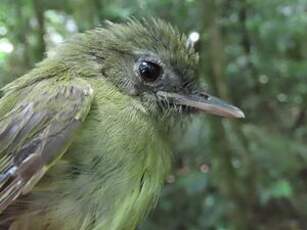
[138,61,162,82]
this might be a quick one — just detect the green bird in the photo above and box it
[0,19,244,229]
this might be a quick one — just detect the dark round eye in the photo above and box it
[138,61,162,82]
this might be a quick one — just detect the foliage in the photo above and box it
[0,0,307,229]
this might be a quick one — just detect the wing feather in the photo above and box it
[0,76,94,213]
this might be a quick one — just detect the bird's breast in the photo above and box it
[52,82,172,229]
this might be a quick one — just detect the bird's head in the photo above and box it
[70,18,244,120]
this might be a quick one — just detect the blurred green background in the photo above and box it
[1,0,307,229]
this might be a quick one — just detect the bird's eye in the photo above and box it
[138,61,162,82]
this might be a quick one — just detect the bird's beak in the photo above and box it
[157,91,245,118]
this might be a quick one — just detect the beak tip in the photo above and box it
[236,110,245,119]
[239,112,245,119]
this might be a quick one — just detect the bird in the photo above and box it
[0,18,244,230]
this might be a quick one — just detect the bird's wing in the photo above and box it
[0,76,94,213]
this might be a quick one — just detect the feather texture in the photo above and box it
[0,75,93,226]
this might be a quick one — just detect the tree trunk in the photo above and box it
[33,0,46,61]
[14,0,31,68]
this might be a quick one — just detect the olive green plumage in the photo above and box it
[0,18,244,230]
